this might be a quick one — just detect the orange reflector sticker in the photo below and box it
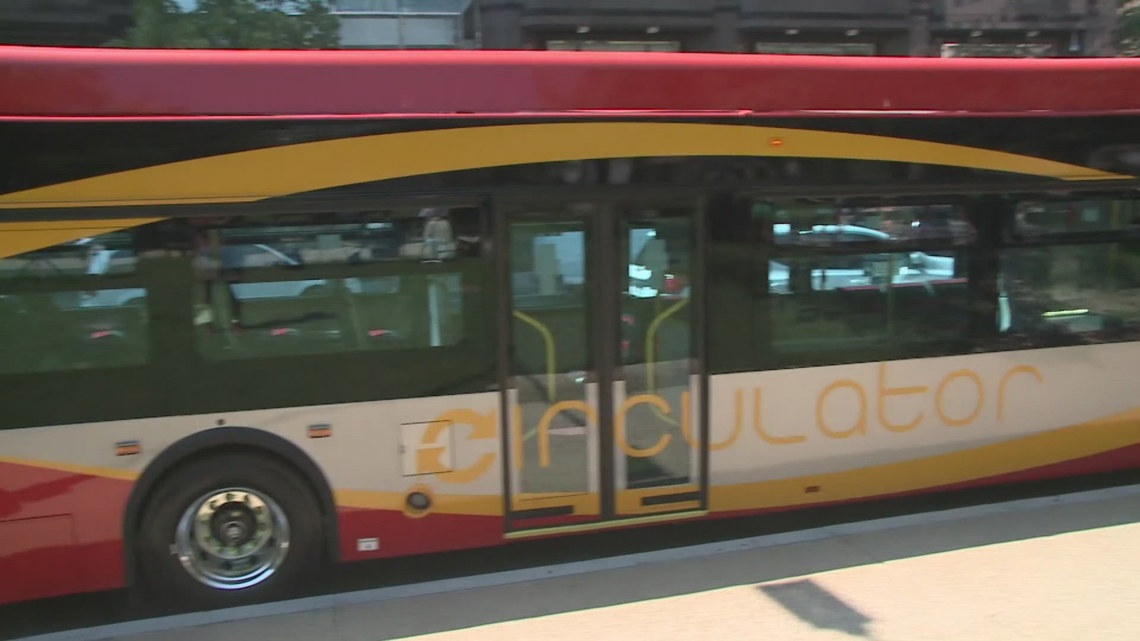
[114,441,141,456]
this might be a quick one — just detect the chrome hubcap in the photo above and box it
[174,488,290,591]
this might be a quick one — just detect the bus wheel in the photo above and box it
[136,453,324,608]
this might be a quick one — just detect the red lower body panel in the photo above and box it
[0,461,131,603]
[1,441,1138,605]
[336,507,502,562]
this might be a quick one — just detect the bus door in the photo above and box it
[498,196,708,535]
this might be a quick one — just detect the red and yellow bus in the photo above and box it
[3,45,1140,608]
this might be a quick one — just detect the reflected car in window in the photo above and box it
[768,223,956,294]
[64,244,411,311]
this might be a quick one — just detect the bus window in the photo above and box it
[0,228,149,374]
[1008,198,1140,240]
[1000,242,1140,345]
[757,199,977,366]
[192,206,482,361]
[992,196,1140,347]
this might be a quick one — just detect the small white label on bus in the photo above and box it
[357,538,380,552]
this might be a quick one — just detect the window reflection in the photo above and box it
[1008,199,1140,240]
[191,206,480,360]
[0,230,148,374]
[510,224,587,308]
[1000,243,1140,345]
[621,212,696,489]
[765,202,976,248]
[757,199,976,363]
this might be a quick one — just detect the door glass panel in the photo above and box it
[508,220,597,507]
[619,210,698,497]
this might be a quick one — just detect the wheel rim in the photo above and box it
[173,487,291,591]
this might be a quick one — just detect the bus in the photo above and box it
[3,45,1140,609]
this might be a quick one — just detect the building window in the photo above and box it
[940,42,1056,57]
[546,40,682,52]
[754,42,876,56]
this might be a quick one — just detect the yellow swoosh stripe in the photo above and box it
[0,123,1128,211]
[0,455,140,482]
[337,408,1140,518]
[334,488,501,516]
[3,406,1138,518]
[711,405,1140,512]
[0,218,161,260]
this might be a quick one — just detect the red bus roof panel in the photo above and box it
[2,46,1140,118]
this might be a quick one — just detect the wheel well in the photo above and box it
[122,427,340,586]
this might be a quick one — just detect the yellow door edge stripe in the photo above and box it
[510,491,601,516]
[0,123,1128,211]
[504,509,708,539]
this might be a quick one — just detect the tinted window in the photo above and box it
[0,228,148,374]
[1007,198,1140,240]
[999,242,1140,346]
[191,207,481,361]
[0,205,495,431]
[757,199,979,366]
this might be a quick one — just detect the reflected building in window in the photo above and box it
[328,0,478,49]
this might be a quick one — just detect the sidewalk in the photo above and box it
[31,484,1140,641]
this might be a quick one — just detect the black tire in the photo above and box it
[135,452,325,610]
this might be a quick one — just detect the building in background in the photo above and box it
[478,0,1118,56]
[0,0,132,46]
[329,0,477,48]
[0,0,1119,56]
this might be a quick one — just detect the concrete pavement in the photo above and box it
[26,483,1140,641]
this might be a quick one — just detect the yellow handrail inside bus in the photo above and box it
[511,309,556,403]
[645,297,690,394]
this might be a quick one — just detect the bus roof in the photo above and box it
[3,46,1140,119]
